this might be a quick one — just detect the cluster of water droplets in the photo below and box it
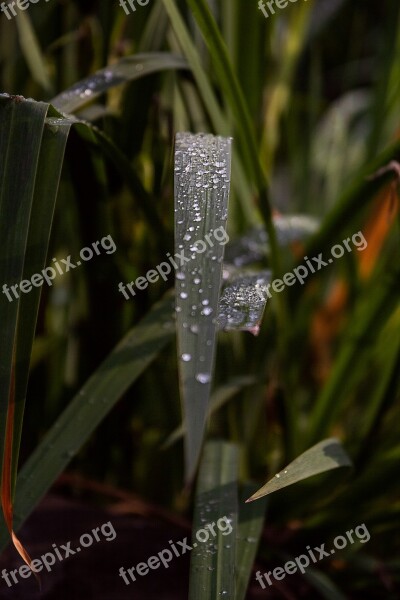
[174,133,232,386]
[217,270,272,332]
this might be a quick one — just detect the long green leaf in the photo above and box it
[189,441,238,600]
[174,132,232,480]
[246,438,352,502]
[13,112,72,493]
[51,53,189,113]
[0,95,49,488]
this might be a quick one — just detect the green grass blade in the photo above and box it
[51,53,189,113]
[15,11,53,93]
[0,95,49,489]
[186,0,262,186]
[189,441,238,600]
[161,0,259,229]
[0,295,174,548]
[13,113,72,492]
[174,132,232,480]
[246,438,352,502]
[354,309,400,449]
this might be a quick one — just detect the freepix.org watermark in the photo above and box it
[118,226,229,299]
[2,235,116,303]
[0,0,53,20]
[256,522,370,589]
[118,516,233,585]
[1,521,116,588]
[264,231,367,301]
[258,0,308,19]
[118,0,151,16]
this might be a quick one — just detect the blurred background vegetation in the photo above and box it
[0,0,399,597]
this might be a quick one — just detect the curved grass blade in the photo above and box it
[0,95,49,568]
[217,269,272,334]
[246,438,352,503]
[0,295,174,551]
[189,441,238,600]
[174,132,232,480]
[51,53,189,114]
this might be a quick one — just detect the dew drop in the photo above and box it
[196,373,211,384]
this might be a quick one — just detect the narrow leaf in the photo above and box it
[51,53,189,113]
[174,132,232,480]
[246,438,352,502]
[15,11,52,93]
[189,441,238,600]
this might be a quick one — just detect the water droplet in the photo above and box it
[181,353,192,362]
[202,307,213,315]
[196,373,211,384]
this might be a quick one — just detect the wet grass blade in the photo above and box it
[189,441,238,600]
[174,132,232,480]
[51,53,189,113]
[246,438,352,502]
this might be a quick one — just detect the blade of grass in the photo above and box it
[0,94,49,568]
[174,132,232,480]
[189,441,238,600]
[51,53,189,114]
[182,0,283,285]
[246,438,352,502]
[162,0,260,226]
[13,113,72,495]
[15,11,53,93]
